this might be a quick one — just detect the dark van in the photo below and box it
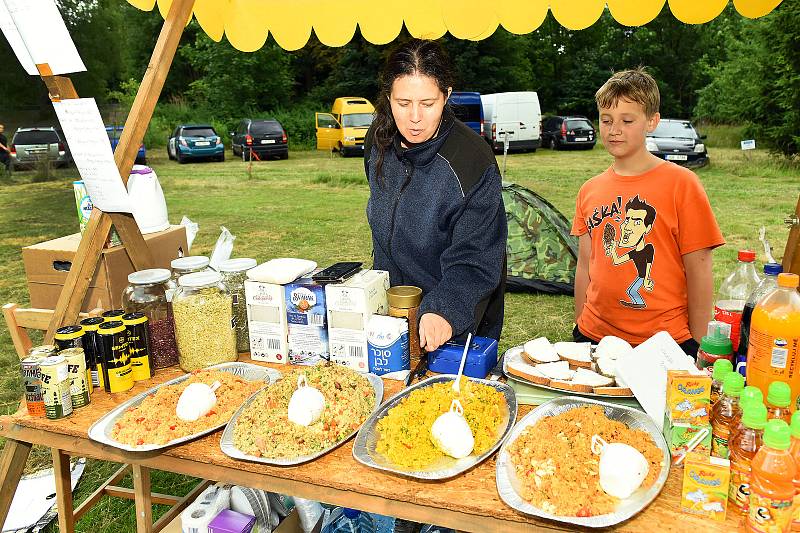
[449,92,483,137]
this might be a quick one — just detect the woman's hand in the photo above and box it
[419,313,453,352]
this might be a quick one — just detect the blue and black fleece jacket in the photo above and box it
[364,108,507,340]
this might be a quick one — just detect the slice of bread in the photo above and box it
[534,361,576,381]
[593,386,634,396]
[549,379,593,393]
[596,356,618,378]
[573,367,615,388]
[507,360,550,385]
[554,342,593,367]
[594,335,633,361]
[522,337,560,364]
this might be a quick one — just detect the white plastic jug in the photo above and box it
[127,165,169,234]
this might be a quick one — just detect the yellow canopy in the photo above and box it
[127,0,784,52]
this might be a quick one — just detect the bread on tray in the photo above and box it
[522,337,560,364]
[506,360,550,385]
[593,386,634,396]
[549,379,593,394]
[553,341,593,368]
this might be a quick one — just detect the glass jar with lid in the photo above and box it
[167,256,211,301]
[218,258,258,353]
[172,271,237,371]
[122,268,179,369]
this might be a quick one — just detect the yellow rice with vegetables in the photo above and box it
[376,377,507,470]
[233,363,375,459]
[111,370,261,446]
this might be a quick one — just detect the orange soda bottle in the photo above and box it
[747,419,797,533]
[729,402,767,514]
[747,273,800,415]
[767,381,793,424]
[711,358,734,408]
[712,372,745,459]
[789,412,800,532]
[732,386,766,439]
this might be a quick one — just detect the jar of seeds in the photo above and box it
[166,256,210,302]
[218,258,257,353]
[172,271,237,371]
[122,268,179,369]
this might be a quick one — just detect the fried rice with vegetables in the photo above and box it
[111,370,261,446]
[376,377,507,470]
[508,405,664,517]
[233,363,375,459]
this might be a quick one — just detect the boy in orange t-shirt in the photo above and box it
[571,68,725,355]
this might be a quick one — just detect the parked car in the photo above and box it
[231,119,288,161]
[541,115,596,150]
[9,127,71,170]
[106,126,147,164]
[646,119,708,167]
[449,91,483,137]
[315,97,374,156]
[481,92,541,153]
[168,124,224,163]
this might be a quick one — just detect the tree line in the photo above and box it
[0,0,796,156]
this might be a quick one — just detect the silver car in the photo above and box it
[10,127,71,170]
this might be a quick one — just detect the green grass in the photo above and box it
[0,132,796,531]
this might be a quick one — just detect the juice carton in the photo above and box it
[244,279,288,364]
[663,416,712,460]
[681,452,731,522]
[667,370,712,425]
[285,277,329,365]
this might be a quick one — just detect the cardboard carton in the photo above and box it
[285,277,328,365]
[681,452,730,522]
[245,279,288,364]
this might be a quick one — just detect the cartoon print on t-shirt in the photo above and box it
[602,195,657,309]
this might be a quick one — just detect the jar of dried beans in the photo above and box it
[122,268,179,369]
[218,258,257,353]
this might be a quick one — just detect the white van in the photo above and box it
[480,92,541,152]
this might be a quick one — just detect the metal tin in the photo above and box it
[21,356,45,417]
[97,320,133,393]
[102,309,126,322]
[122,312,152,382]
[352,375,517,479]
[39,355,73,419]
[28,345,57,358]
[80,317,105,389]
[61,347,91,409]
[88,362,281,452]
[387,286,422,318]
[495,396,671,528]
[220,373,384,466]
[54,325,84,352]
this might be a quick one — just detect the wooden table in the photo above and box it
[0,358,743,532]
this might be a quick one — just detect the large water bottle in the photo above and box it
[323,508,375,533]
[736,262,782,376]
[714,250,761,352]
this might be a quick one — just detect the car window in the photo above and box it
[13,130,59,144]
[250,121,283,135]
[566,119,593,130]
[341,113,374,128]
[451,103,482,124]
[182,127,216,137]
[651,121,696,138]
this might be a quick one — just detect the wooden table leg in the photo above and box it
[133,464,153,533]
[0,439,32,527]
[52,448,75,533]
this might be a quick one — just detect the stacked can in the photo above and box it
[97,321,133,393]
[122,312,153,382]
[80,316,105,389]
[102,309,126,322]
[54,325,84,351]
[39,355,73,419]
[60,347,91,409]
[20,345,57,417]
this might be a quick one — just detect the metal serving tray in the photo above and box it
[352,375,518,480]
[496,396,670,528]
[220,373,384,466]
[502,346,635,399]
[87,362,281,452]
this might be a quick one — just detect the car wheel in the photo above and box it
[281,152,289,160]
[177,150,185,164]
[242,149,250,162]
[167,146,173,160]
[217,152,225,162]
[553,138,562,151]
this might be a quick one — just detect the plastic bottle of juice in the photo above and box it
[767,381,793,424]
[712,372,745,459]
[747,420,797,533]
[711,358,734,408]
[731,386,766,439]
[715,250,761,352]
[729,403,768,514]
[737,263,783,376]
[747,274,800,414]
[789,412,800,532]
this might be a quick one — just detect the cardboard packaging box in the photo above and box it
[23,225,187,312]
[663,415,713,460]
[666,370,711,426]
[326,270,389,372]
[680,452,730,522]
[245,279,288,364]
[285,277,329,365]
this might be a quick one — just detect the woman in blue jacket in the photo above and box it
[364,39,507,352]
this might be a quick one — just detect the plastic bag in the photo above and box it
[180,215,199,252]
[293,498,324,533]
[209,225,236,271]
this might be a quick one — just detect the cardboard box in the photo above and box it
[326,270,389,372]
[285,277,329,365]
[681,452,730,522]
[245,279,288,364]
[23,225,187,312]
[666,370,711,425]
[663,416,712,460]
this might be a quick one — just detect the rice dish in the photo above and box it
[111,370,261,446]
[376,377,506,470]
[232,363,375,459]
[507,406,663,517]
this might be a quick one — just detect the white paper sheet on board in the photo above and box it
[53,98,132,213]
[1,0,85,75]
[0,0,37,75]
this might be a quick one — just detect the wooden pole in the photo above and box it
[783,194,800,276]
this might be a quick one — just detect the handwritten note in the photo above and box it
[52,98,132,213]
[0,0,37,75]
[1,0,85,75]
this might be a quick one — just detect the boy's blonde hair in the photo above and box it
[595,68,660,117]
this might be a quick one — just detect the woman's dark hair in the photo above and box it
[372,39,453,181]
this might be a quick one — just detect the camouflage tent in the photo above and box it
[503,182,578,295]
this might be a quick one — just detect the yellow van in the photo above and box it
[315,97,375,156]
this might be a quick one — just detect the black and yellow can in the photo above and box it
[97,320,133,393]
[102,309,126,322]
[122,312,153,382]
[54,325,84,352]
[80,316,105,389]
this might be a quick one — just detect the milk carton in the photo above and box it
[244,280,288,364]
[325,270,389,372]
[285,277,329,365]
[367,315,410,380]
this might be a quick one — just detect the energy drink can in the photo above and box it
[80,317,105,389]
[97,320,133,393]
[102,309,125,322]
[61,347,91,409]
[54,325,84,352]
[122,312,153,382]
[21,355,46,417]
[39,355,73,419]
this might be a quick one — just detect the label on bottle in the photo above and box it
[748,492,793,533]
[711,422,731,459]
[792,492,800,529]
[715,306,743,351]
[729,458,752,513]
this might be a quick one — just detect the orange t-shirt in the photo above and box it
[571,162,725,345]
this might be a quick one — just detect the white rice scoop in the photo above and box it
[176,380,221,422]
[430,334,475,459]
